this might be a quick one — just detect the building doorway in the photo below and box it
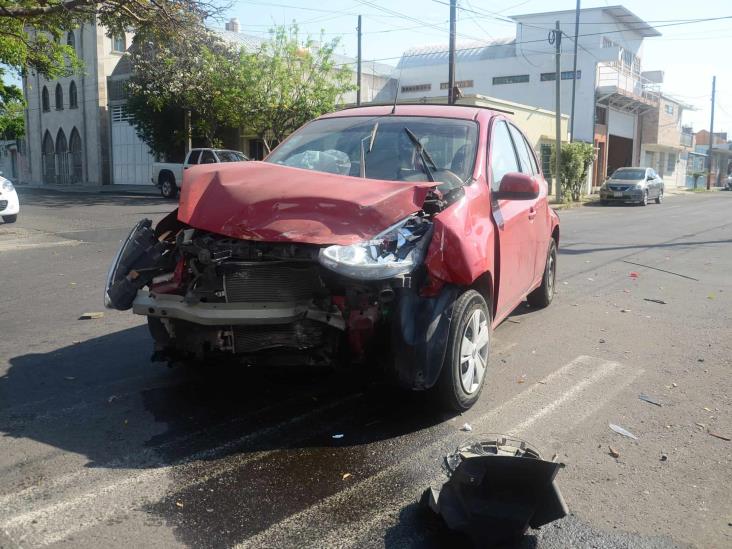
[607,135,633,176]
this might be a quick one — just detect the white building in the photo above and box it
[391,5,673,186]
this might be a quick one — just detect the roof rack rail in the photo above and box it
[336,102,515,116]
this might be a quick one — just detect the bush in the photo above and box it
[549,142,594,201]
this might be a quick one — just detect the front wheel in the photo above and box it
[437,290,491,411]
[2,214,17,223]
[160,176,178,199]
[527,239,557,308]
[640,190,648,206]
[655,189,663,204]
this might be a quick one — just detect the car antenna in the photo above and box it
[391,63,404,114]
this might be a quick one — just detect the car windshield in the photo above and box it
[611,169,646,180]
[216,150,248,162]
[266,115,479,183]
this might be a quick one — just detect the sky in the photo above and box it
[4,0,731,134]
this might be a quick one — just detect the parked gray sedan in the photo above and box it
[600,167,664,206]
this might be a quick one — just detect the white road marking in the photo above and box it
[0,239,80,252]
[238,355,642,549]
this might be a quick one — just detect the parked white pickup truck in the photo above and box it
[152,148,248,198]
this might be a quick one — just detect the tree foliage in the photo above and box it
[0,0,227,78]
[126,23,355,157]
[0,69,25,139]
[550,141,595,201]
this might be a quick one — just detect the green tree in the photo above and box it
[0,70,24,140]
[0,0,226,78]
[550,141,595,202]
[236,25,355,153]
[125,28,238,156]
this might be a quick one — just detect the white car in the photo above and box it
[0,175,19,223]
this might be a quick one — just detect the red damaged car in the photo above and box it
[105,105,559,411]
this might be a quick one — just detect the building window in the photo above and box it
[70,128,83,183]
[42,131,55,182]
[69,81,78,108]
[440,79,474,90]
[249,139,265,160]
[111,105,132,122]
[541,70,581,81]
[56,129,70,184]
[664,103,674,115]
[400,83,431,93]
[66,31,75,50]
[55,83,64,110]
[492,74,529,85]
[41,86,50,112]
[112,34,126,53]
[667,153,676,173]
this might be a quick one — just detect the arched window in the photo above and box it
[42,131,55,183]
[67,31,76,50]
[56,129,69,184]
[69,81,78,108]
[55,83,63,110]
[69,128,83,183]
[42,86,50,112]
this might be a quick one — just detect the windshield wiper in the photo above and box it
[360,122,379,178]
[404,127,437,182]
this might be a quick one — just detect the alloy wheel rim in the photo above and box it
[547,250,555,296]
[459,309,489,394]
[162,181,172,195]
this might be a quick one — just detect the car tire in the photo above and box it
[437,289,491,412]
[527,239,557,309]
[655,189,663,204]
[640,190,648,206]
[2,214,17,223]
[160,176,178,199]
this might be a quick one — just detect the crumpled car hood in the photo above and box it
[177,161,436,245]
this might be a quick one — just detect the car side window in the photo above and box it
[489,121,520,192]
[188,151,201,164]
[523,134,540,175]
[200,150,216,164]
[508,124,535,175]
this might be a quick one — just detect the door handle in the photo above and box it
[528,206,537,220]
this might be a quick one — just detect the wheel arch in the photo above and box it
[158,169,176,185]
[470,270,495,320]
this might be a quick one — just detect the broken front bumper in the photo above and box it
[132,291,346,330]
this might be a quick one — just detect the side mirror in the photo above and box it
[646,175,653,181]
[493,172,539,200]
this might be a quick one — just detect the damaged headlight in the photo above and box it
[318,215,433,280]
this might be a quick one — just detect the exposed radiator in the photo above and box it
[223,261,323,303]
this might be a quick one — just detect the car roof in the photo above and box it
[319,104,507,121]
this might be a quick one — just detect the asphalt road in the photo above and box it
[0,189,730,549]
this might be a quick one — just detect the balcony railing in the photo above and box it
[597,63,660,105]
[680,132,693,147]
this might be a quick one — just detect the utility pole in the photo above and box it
[569,0,580,142]
[553,21,562,202]
[447,0,457,104]
[356,15,362,106]
[707,75,716,189]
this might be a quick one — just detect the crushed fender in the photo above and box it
[423,436,568,546]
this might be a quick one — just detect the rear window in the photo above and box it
[612,169,645,180]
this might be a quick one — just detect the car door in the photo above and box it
[489,119,538,320]
[509,123,547,287]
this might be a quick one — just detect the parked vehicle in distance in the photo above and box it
[105,105,559,411]
[725,174,732,190]
[152,148,249,198]
[599,167,664,206]
[0,173,19,223]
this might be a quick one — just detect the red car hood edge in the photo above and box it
[177,161,436,246]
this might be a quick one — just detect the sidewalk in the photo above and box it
[15,183,160,197]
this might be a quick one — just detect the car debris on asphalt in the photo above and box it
[423,436,568,546]
[644,298,667,305]
[461,423,473,432]
[608,446,620,458]
[609,423,638,440]
[639,394,662,407]
[79,311,104,320]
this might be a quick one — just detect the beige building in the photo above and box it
[22,24,135,186]
[639,94,694,188]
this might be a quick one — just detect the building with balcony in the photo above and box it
[693,130,732,187]
[386,5,665,189]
